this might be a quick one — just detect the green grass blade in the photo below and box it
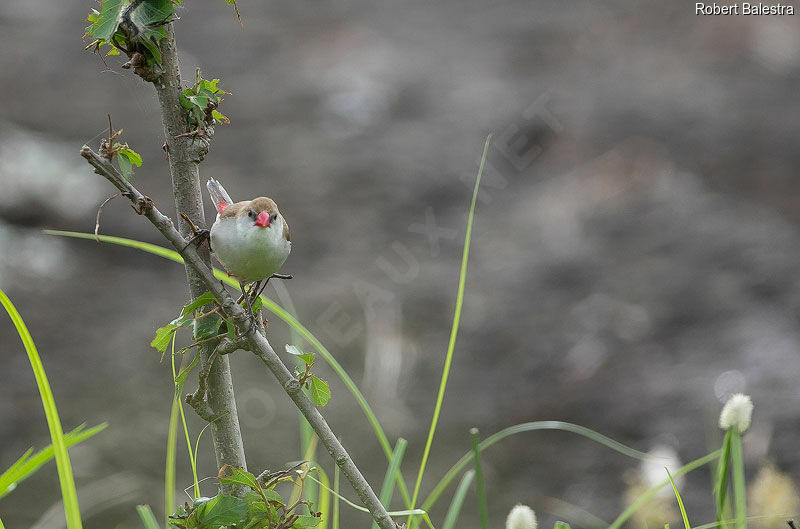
[0,289,83,529]
[422,420,652,513]
[607,451,720,529]
[42,230,184,263]
[272,280,318,507]
[165,392,180,524]
[0,423,106,499]
[333,464,340,529]
[171,340,200,499]
[470,428,488,529]
[410,135,491,521]
[270,283,311,442]
[136,504,161,529]
[46,228,413,506]
[0,515,5,529]
[441,470,475,529]
[715,429,732,529]
[311,466,331,529]
[667,468,692,529]
[729,431,746,529]
[371,439,408,529]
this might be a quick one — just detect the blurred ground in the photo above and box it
[1,1,800,528]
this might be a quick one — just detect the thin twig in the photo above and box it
[94,192,121,242]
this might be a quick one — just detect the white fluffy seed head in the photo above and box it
[506,504,537,529]
[719,393,754,433]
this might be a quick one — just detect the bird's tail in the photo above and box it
[207,178,234,214]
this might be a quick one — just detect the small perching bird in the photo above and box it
[206,178,291,318]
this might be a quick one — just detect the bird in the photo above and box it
[206,178,291,319]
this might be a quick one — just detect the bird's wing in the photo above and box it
[207,178,234,214]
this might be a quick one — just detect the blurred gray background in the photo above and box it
[1,1,800,528]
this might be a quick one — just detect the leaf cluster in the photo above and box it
[180,68,231,131]
[98,124,142,180]
[85,0,177,65]
[286,345,331,407]
[168,466,321,529]
[151,292,229,355]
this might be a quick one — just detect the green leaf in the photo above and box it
[136,27,164,66]
[309,376,331,407]
[218,466,260,491]
[293,515,322,528]
[117,152,133,181]
[554,523,572,529]
[174,351,202,390]
[151,323,178,352]
[183,291,217,316]
[211,110,230,125]
[194,494,248,528]
[86,0,124,41]
[116,148,142,181]
[106,45,120,56]
[127,0,174,28]
[262,488,283,502]
[118,147,143,167]
[225,317,235,340]
[286,345,315,365]
[195,317,222,342]
[180,89,195,109]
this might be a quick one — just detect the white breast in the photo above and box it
[210,214,291,283]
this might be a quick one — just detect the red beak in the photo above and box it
[254,211,270,227]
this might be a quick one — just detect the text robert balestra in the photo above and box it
[696,3,795,14]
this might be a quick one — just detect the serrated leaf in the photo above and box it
[86,0,124,41]
[211,109,230,125]
[218,466,260,491]
[182,291,217,316]
[195,316,222,342]
[127,0,174,28]
[106,45,120,56]
[309,376,331,407]
[262,488,283,502]
[151,323,178,352]
[194,494,248,528]
[118,147,142,167]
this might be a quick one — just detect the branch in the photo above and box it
[148,23,245,480]
[79,146,398,529]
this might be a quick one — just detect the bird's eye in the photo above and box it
[269,213,277,223]
[248,210,256,218]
